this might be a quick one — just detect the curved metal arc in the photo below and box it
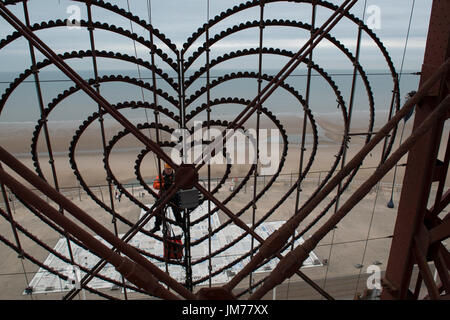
[0,207,151,298]
[0,50,179,118]
[184,19,358,71]
[0,19,178,72]
[181,0,398,78]
[0,165,180,300]
[249,93,450,300]
[225,58,450,294]
[163,44,352,292]
[185,102,289,246]
[0,144,196,299]
[30,79,178,183]
[71,0,179,55]
[182,69,350,255]
[103,123,178,222]
[181,0,396,158]
[0,230,122,300]
[0,0,412,300]
[67,105,179,243]
[191,0,358,173]
[0,3,178,171]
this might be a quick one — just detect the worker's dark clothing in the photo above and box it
[153,171,183,231]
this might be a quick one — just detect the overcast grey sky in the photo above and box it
[0,0,432,72]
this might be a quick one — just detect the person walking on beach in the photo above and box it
[150,163,184,233]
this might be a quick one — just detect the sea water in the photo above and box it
[0,68,420,148]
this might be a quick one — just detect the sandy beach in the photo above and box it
[0,111,437,188]
[0,111,449,300]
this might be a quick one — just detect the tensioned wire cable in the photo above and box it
[352,0,417,299]
[9,184,35,300]
[14,0,79,300]
[0,0,419,299]
[285,0,317,300]
[387,0,416,207]
[0,176,34,300]
[84,1,128,300]
[0,234,394,279]
[0,71,419,85]
[353,181,381,297]
[205,0,213,288]
[125,0,160,173]
[141,0,172,286]
[321,0,368,296]
[249,0,266,295]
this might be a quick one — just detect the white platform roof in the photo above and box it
[26,201,322,294]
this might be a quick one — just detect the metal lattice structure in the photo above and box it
[0,0,449,300]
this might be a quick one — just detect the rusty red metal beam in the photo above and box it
[431,131,450,215]
[427,189,450,219]
[0,166,179,300]
[193,181,334,300]
[248,92,450,299]
[167,0,360,298]
[0,5,191,296]
[0,145,197,299]
[434,249,450,294]
[223,57,450,292]
[430,218,450,244]
[63,182,181,300]
[0,2,358,300]
[382,0,450,300]
[0,2,177,170]
[195,0,358,169]
[412,238,440,300]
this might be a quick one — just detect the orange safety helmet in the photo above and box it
[164,163,172,169]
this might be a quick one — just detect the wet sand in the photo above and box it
[0,113,449,300]
[0,113,430,187]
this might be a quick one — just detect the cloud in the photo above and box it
[0,0,431,72]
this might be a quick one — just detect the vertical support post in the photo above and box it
[184,208,193,291]
[249,0,265,293]
[178,52,188,164]
[22,0,78,276]
[285,1,317,298]
[0,166,23,257]
[146,0,163,192]
[86,2,129,299]
[382,0,450,300]
[204,0,213,288]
